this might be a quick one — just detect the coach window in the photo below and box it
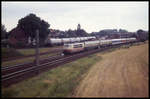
[74,44,82,48]
[64,45,69,47]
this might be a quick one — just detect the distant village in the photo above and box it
[1,14,149,48]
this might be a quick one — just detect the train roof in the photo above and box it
[64,42,84,45]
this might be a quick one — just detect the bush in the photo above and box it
[1,47,23,59]
[16,41,26,48]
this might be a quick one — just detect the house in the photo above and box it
[8,26,28,48]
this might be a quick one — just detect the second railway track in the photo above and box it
[2,53,64,75]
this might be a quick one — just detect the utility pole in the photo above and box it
[35,29,39,74]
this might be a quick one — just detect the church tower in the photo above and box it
[77,24,81,30]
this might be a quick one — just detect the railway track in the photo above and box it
[2,53,64,75]
[1,43,131,87]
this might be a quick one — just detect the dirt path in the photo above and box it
[73,43,149,97]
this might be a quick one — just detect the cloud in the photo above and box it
[2,1,149,33]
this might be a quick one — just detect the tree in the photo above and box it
[1,24,8,39]
[39,20,50,38]
[136,29,147,42]
[119,29,128,33]
[76,29,89,37]
[66,29,74,37]
[17,13,50,42]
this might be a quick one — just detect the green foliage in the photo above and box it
[136,29,148,42]
[17,13,50,40]
[119,29,128,33]
[76,29,89,37]
[1,47,23,59]
[1,39,10,47]
[1,24,8,39]
[137,29,144,34]
[65,29,89,37]
[16,41,26,48]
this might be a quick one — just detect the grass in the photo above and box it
[74,43,149,97]
[2,53,102,97]
[2,46,62,66]
[2,43,144,97]
[1,47,24,59]
[1,43,137,67]
[17,46,62,56]
[2,46,60,60]
[100,47,121,55]
[2,52,60,66]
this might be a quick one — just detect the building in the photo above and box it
[77,24,81,30]
[8,27,28,47]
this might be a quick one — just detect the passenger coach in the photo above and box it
[62,37,137,55]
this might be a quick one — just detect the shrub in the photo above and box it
[1,47,23,59]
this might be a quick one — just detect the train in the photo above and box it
[63,37,137,54]
[44,36,96,46]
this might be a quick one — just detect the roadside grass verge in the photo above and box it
[2,53,102,97]
[2,52,60,67]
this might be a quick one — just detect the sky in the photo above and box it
[1,1,149,33]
